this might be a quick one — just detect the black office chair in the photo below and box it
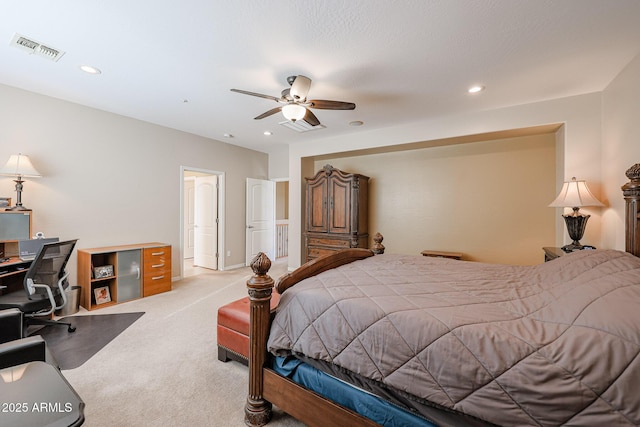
[0,239,78,334]
[0,308,56,369]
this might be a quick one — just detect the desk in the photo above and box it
[0,257,30,293]
[0,361,84,426]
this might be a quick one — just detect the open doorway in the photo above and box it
[243,178,289,266]
[275,179,289,259]
[181,167,225,278]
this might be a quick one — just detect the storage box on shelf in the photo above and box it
[77,243,171,310]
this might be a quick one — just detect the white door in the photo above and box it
[183,178,195,259]
[246,178,275,264]
[194,175,218,269]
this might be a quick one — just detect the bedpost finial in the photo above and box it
[372,232,385,255]
[250,252,271,276]
[622,163,640,196]
[625,163,640,181]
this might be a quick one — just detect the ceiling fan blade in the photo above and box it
[254,106,282,120]
[290,75,312,101]
[303,109,321,126]
[308,99,356,110]
[231,88,281,102]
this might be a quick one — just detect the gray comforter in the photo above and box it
[267,250,640,426]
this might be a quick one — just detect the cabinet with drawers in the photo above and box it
[78,242,171,310]
[143,246,171,297]
[306,235,369,260]
[305,165,369,261]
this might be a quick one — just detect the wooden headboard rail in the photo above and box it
[275,232,385,294]
[622,163,640,257]
[275,248,374,294]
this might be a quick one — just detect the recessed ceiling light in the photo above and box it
[263,131,272,136]
[349,120,364,127]
[223,133,233,138]
[80,65,101,75]
[468,85,484,93]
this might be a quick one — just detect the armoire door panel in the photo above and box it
[329,177,350,233]
[307,179,328,232]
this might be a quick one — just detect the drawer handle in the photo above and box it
[151,275,165,280]
[152,263,165,268]
[151,251,165,256]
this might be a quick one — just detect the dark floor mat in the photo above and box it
[36,312,144,370]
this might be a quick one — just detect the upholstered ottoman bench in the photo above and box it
[217,293,280,365]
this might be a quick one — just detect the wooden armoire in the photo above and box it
[305,164,369,261]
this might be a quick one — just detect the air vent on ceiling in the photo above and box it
[278,120,326,133]
[9,33,65,62]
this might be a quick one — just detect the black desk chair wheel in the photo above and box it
[0,239,78,335]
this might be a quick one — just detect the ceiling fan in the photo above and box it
[230,75,355,126]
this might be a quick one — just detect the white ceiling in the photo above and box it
[1,1,640,154]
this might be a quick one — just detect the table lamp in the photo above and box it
[548,177,604,252]
[0,153,42,211]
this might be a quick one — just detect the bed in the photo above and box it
[244,163,640,427]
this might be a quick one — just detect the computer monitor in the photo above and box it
[18,238,59,261]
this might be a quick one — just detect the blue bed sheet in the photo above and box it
[272,356,437,427]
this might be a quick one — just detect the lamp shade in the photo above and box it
[548,177,603,208]
[0,154,41,178]
[282,104,307,122]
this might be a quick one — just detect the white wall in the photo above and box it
[601,53,640,250]
[268,145,289,180]
[0,84,269,282]
[288,93,603,268]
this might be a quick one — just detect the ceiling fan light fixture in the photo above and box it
[282,104,306,122]
[231,75,355,127]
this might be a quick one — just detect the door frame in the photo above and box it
[183,176,196,259]
[179,166,226,278]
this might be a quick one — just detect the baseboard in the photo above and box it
[221,263,245,271]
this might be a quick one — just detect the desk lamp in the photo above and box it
[548,177,603,252]
[0,153,42,211]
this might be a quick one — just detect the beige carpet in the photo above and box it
[61,258,305,427]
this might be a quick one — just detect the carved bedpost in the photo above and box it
[371,232,385,255]
[244,253,273,426]
[622,163,640,257]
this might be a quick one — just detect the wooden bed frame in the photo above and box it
[244,164,640,427]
